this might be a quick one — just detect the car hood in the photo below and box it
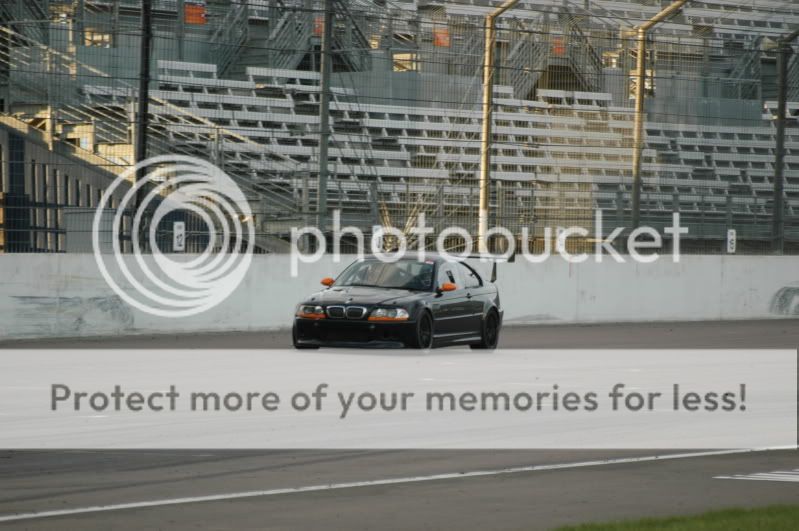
[303,286,423,306]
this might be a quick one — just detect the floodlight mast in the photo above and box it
[134,0,153,213]
[630,0,689,229]
[773,27,799,253]
[478,0,521,254]
[318,0,334,236]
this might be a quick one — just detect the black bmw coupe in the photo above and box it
[292,254,503,349]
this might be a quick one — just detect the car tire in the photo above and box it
[470,310,500,350]
[410,311,434,350]
[292,324,319,350]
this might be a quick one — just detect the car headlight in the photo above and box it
[297,305,326,319]
[368,307,410,321]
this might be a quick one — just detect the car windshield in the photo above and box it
[335,260,435,291]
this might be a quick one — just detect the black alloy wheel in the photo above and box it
[471,311,499,350]
[414,311,434,349]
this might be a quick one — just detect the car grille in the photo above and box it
[326,305,367,320]
[346,306,367,319]
[327,306,346,319]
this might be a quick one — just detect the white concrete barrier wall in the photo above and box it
[0,254,797,340]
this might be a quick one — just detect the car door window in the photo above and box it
[439,262,466,289]
[458,263,482,289]
[437,267,451,287]
[437,265,459,289]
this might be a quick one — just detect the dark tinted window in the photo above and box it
[336,260,434,291]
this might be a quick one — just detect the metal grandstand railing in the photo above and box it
[725,36,763,101]
[240,0,374,75]
[451,17,484,80]
[265,6,313,71]
[210,0,249,76]
[505,18,550,101]
[0,28,132,166]
[0,0,49,44]
[332,0,373,73]
[556,11,604,94]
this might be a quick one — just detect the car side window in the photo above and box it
[439,261,467,289]
[458,263,482,289]
[437,265,458,289]
[437,267,451,286]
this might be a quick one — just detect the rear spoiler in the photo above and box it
[463,252,516,283]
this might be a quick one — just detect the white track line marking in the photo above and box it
[716,468,799,483]
[0,447,794,523]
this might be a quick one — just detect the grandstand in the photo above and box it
[1,0,799,253]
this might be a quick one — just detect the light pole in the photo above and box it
[773,28,799,254]
[477,0,520,254]
[318,0,334,236]
[134,0,152,212]
[630,0,688,229]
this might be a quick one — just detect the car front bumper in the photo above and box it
[293,317,417,348]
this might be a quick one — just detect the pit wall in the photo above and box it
[0,254,796,340]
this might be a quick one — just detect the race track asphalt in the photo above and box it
[0,320,797,530]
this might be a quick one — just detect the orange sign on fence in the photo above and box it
[433,27,451,47]
[551,36,565,56]
[185,2,207,25]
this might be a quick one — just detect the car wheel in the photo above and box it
[411,311,434,349]
[292,324,319,350]
[471,310,499,350]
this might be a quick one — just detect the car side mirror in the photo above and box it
[321,277,335,287]
[439,282,457,292]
